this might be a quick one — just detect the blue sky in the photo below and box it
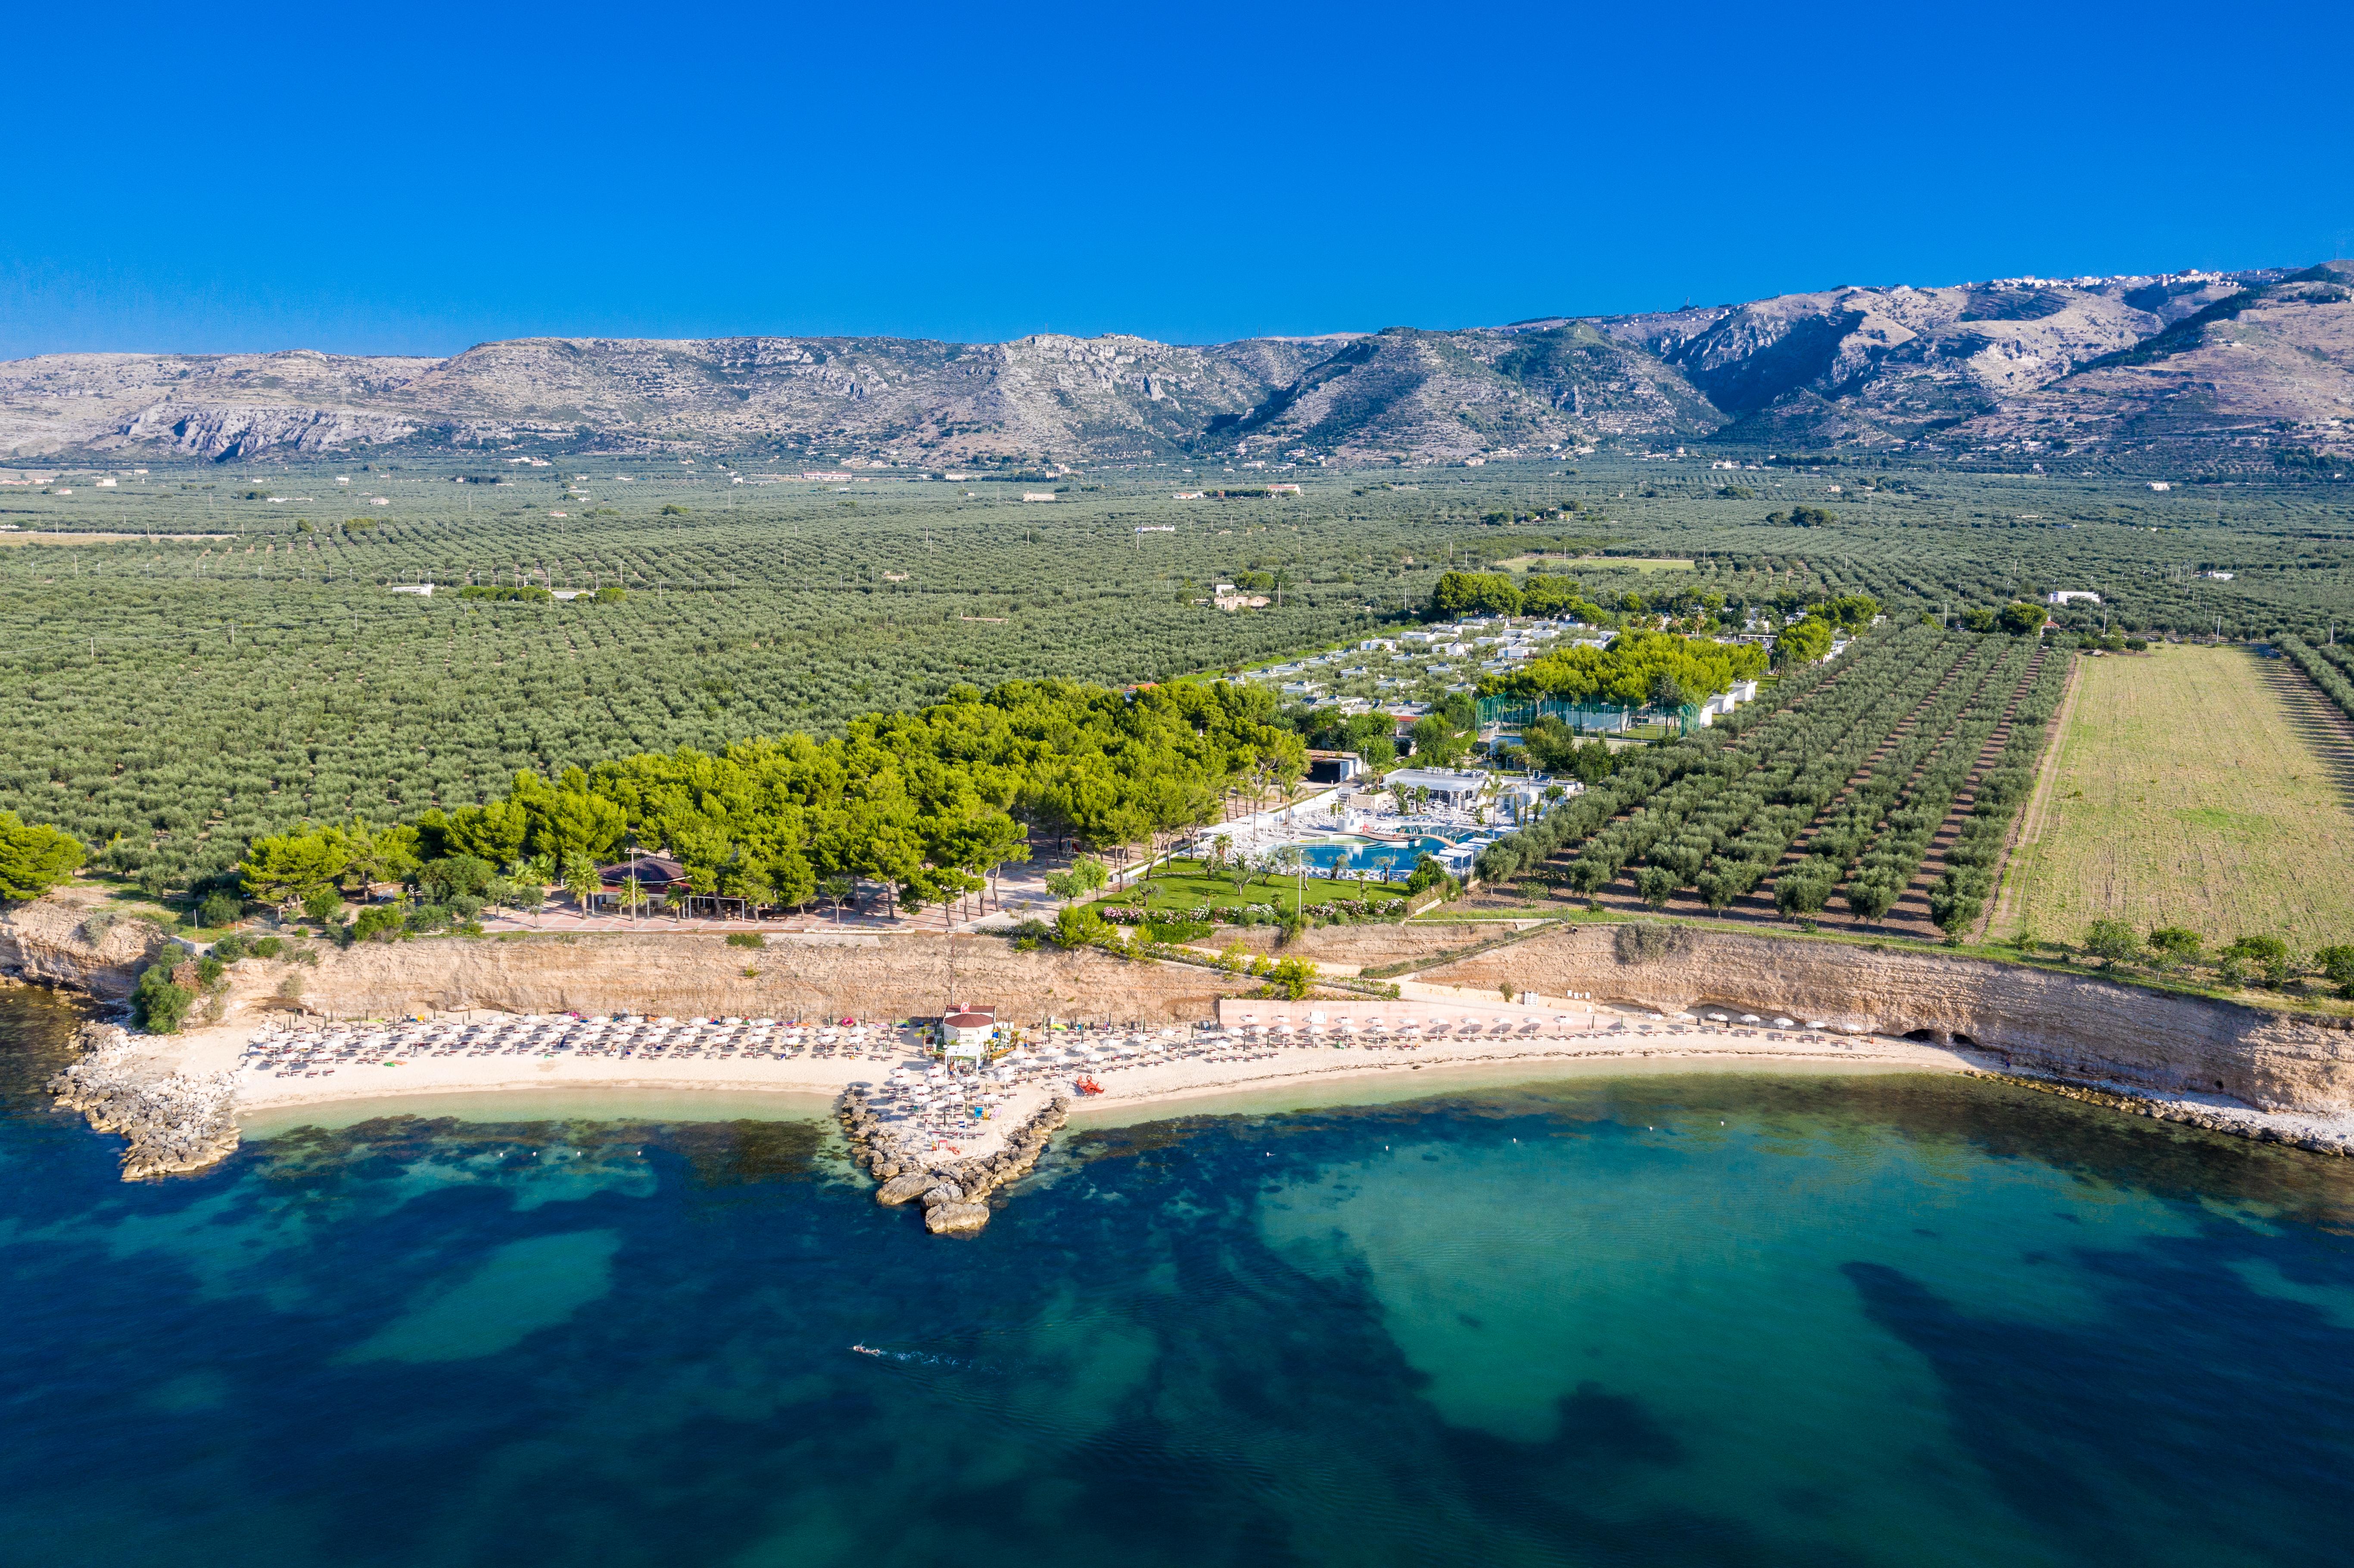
[5,0,2347,357]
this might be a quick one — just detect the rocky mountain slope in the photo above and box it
[4,260,2347,466]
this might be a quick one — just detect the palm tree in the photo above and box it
[528,854,557,924]
[664,883,691,924]
[510,855,555,927]
[562,852,600,918]
[821,875,855,925]
[1270,844,1307,918]
[621,873,644,922]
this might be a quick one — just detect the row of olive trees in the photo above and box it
[1768,631,2001,916]
[2278,637,2354,726]
[1546,623,1968,909]
[1467,632,1862,892]
[1825,641,2040,922]
[1926,656,2075,932]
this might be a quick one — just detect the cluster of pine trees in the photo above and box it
[238,678,1305,920]
[0,810,84,902]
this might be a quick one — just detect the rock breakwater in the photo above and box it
[1966,1069,2354,1157]
[837,1088,1071,1236]
[48,1022,241,1180]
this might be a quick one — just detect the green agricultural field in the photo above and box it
[1994,645,2354,951]
[1,449,2350,896]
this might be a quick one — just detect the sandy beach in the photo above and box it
[151,1008,1979,1160]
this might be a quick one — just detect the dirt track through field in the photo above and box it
[1981,653,2081,942]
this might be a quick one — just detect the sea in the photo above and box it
[5,982,2353,1567]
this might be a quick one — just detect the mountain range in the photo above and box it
[3,261,2347,468]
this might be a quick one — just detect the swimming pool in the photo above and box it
[1294,836,1458,874]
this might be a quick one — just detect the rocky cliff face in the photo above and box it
[201,919,2354,1117]
[115,401,422,460]
[0,348,438,460]
[1594,274,2266,448]
[0,890,173,1001]
[218,930,1228,1028]
[1950,264,2354,453]
[1415,923,2354,1115]
[7,259,2345,464]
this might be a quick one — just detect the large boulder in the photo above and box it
[875,1173,937,1206]
[925,1201,990,1235]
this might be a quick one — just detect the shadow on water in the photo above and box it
[0,984,90,1118]
[250,1113,828,1195]
[1069,1072,2354,1230]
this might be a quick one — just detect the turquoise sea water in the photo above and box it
[6,983,2354,1566]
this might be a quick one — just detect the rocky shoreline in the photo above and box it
[19,889,2354,1195]
[837,1087,1071,1235]
[47,1022,242,1180]
[1967,1068,2354,1157]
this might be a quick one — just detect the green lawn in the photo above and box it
[1116,858,1410,916]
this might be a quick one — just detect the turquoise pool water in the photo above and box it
[1295,834,1457,873]
[5,984,2353,1567]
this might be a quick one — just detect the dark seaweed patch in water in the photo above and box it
[1436,1388,1862,1568]
[249,1112,825,1198]
[664,1117,828,1188]
[1101,1072,2354,1232]
[1846,1240,2354,1561]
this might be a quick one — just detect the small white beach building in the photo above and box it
[941,1005,997,1064]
